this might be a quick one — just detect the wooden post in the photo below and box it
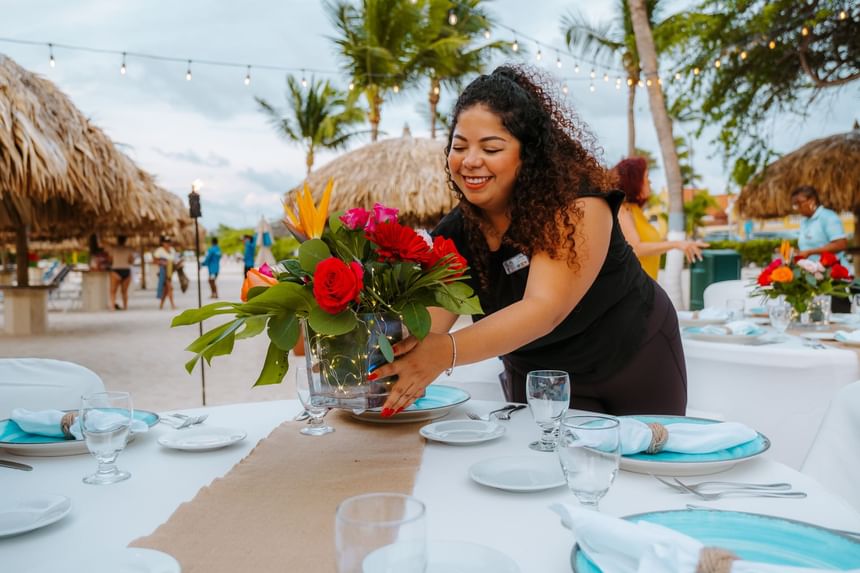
[139,238,147,290]
[854,208,860,279]
[16,225,28,287]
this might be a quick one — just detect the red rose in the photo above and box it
[819,252,838,267]
[424,236,467,279]
[312,258,364,314]
[830,263,851,281]
[757,270,773,286]
[764,258,783,272]
[367,221,432,264]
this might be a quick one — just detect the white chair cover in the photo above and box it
[702,279,757,310]
[801,380,860,511]
[0,358,105,419]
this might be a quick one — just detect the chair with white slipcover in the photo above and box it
[0,358,105,419]
[801,380,860,511]
[702,279,757,311]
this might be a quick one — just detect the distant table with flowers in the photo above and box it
[4,398,860,572]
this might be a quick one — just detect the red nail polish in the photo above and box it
[395,407,404,414]
[381,408,393,417]
[367,372,379,381]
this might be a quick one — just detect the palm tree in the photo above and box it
[256,75,365,176]
[561,0,668,157]
[410,0,510,139]
[325,0,422,141]
[628,0,687,308]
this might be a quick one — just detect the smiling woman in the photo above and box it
[374,65,688,418]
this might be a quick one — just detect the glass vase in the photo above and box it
[301,313,405,413]
[798,294,831,328]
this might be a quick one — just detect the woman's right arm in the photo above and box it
[618,205,707,262]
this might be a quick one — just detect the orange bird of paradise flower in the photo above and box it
[283,179,334,241]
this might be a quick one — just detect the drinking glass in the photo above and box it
[767,301,792,338]
[295,366,334,436]
[80,391,133,485]
[335,493,426,573]
[557,414,620,510]
[852,294,860,317]
[526,370,570,452]
[726,298,745,321]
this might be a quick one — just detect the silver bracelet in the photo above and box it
[445,332,457,376]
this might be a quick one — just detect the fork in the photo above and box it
[466,405,519,421]
[670,478,807,500]
[162,413,208,429]
[652,475,792,493]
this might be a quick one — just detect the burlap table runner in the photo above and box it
[131,411,427,572]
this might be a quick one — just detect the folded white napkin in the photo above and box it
[699,321,760,336]
[834,330,860,342]
[698,307,729,320]
[550,503,856,573]
[11,408,147,440]
[619,418,757,456]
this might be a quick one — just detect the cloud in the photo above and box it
[239,168,296,194]
[152,147,231,167]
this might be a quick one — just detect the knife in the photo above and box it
[0,459,33,471]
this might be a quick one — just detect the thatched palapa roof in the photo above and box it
[295,135,456,228]
[737,126,860,218]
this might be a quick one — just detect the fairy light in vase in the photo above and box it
[120,52,126,75]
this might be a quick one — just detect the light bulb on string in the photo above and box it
[646,78,652,87]
[484,29,491,39]
[714,58,721,68]
[120,52,126,75]
[535,49,542,62]
[348,81,355,91]
[447,9,458,26]
[589,68,596,79]
[657,77,662,85]
[693,67,700,75]
[301,73,307,88]
[768,39,776,49]
[589,83,596,93]
[556,53,562,68]
[186,60,192,81]
[740,50,748,60]
[603,72,609,82]
[244,66,251,86]
[627,78,634,86]
[48,43,55,68]
[674,72,681,81]
[562,83,569,95]
[512,38,519,52]
[433,85,440,95]
[801,26,809,36]
[637,79,644,87]
[393,84,400,93]
[839,9,847,19]
[574,63,580,74]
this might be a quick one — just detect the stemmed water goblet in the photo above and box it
[526,370,570,452]
[556,414,620,510]
[80,391,133,485]
[767,301,792,340]
[295,366,334,436]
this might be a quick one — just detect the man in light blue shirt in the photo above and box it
[792,185,849,267]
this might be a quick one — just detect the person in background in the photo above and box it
[154,236,177,310]
[106,235,135,310]
[792,185,849,265]
[202,237,222,299]
[612,156,708,280]
[243,234,256,277]
[88,234,110,272]
[374,65,687,417]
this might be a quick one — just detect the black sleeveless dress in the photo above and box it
[432,190,687,415]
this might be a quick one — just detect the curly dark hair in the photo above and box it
[612,156,649,207]
[444,64,611,290]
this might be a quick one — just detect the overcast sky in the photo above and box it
[2,0,857,230]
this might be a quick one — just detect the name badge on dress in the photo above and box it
[502,253,530,275]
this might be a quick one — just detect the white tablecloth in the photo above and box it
[3,399,860,572]
[683,333,860,469]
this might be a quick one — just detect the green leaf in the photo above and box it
[238,282,313,314]
[299,238,331,273]
[377,334,395,363]
[400,302,430,340]
[328,210,344,233]
[184,318,245,372]
[252,342,291,386]
[309,306,357,335]
[246,286,269,301]
[235,315,268,340]
[267,313,300,351]
[171,301,239,326]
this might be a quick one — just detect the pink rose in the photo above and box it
[258,263,274,278]
[339,208,371,230]
[797,259,824,274]
[367,203,399,232]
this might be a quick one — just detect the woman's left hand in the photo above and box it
[373,332,453,416]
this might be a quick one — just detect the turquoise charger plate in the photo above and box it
[572,509,860,571]
[351,385,470,424]
[620,415,769,476]
[0,410,160,456]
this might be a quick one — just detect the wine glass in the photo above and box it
[80,391,133,485]
[557,414,620,510]
[335,493,426,573]
[295,366,334,436]
[768,301,792,339]
[726,298,745,322]
[526,370,570,452]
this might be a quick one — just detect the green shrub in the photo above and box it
[272,236,300,261]
[706,239,797,267]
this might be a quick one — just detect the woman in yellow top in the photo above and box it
[612,157,708,279]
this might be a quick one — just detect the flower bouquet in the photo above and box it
[172,180,481,409]
[753,241,851,317]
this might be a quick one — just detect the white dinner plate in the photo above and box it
[86,548,181,573]
[800,331,837,341]
[0,494,72,538]
[157,426,246,451]
[420,420,505,445]
[468,455,566,492]
[676,311,726,328]
[363,540,519,573]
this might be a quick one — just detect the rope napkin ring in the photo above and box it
[60,412,78,440]
[646,422,669,454]
[696,547,738,573]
